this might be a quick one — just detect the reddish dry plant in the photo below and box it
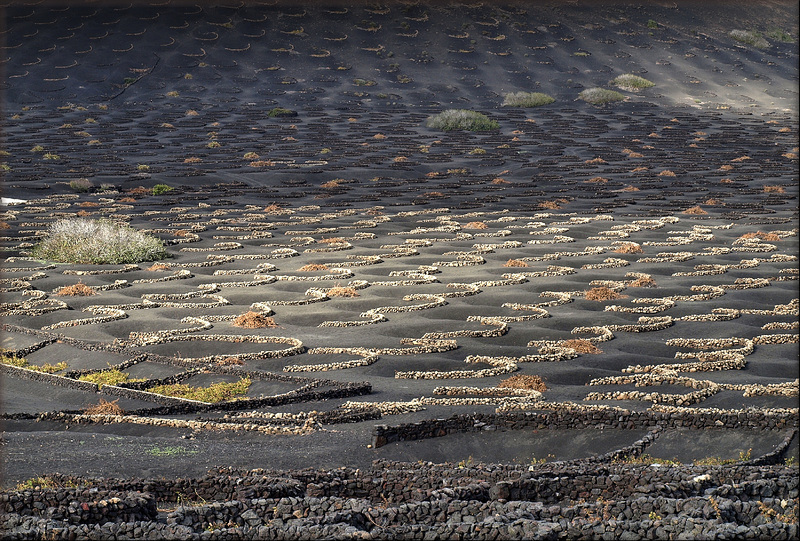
[318,237,345,244]
[585,177,608,184]
[263,203,288,214]
[498,374,547,392]
[321,180,341,189]
[720,178,734,184]
[683,205,708,215]
[117,197,137,203]
[739,231,782,242]
[782,152,798,159]
[628,276,657,288]
[764,185,786,194]
[463,221,488,229]
[147,263,170,271]
[730,156,751,162]
[184,157,202,164]
[232,311,278,329]
[658,170,676,177]
[83,398,124,416]
[585,287,626,301]
[492,177,511,185]
[78,202,100,208]
[620,185,640,192]
[630,167,648,173]
[76,210,93,217]
[539,200,566,210]
[704,198,723,206]
[373,133,386,140]
[0,221,10,230]
[56,282,96,296]
[249,160,274,167]
[327,285,359,298]
[622,148,644,158]
[127,186,150,195]
[718,164,734,171]
[173,230,190,237]
[560,339,603,354]
[299,263,330,271]
[584,157,606,165]
[503,259,529,268]
[614,243,643,254]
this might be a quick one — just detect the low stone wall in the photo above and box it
[370,410,799,448]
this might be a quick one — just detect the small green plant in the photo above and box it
[766,28,794,42]
[648,511,662,521]
[1,352,67,374]
[207,141,221,148]
[530,454,555,465]
[30,145,45,152]
[611,74,655,91]
[457,455,474,468]
[425,109,499,131]
[786,455,797,466]
[78,367,144,388]
[729,29,769,48]
[166,91,180,97]
[149,378,251,403]
[32,218,167,264]
[267,107,297,118]
[353,78,377,86]
[694,448,752,466]
[578,88,625,105]
[573,51,589,57]
[647,20,658,29]
[43,153,60,160]
[614,454,682,466]
[469,148,486,155]
[151,184,172,196]
[137,164,150,172]
[502,91,555,108]
[123,77,137,86]
[69,178,93,193]
[146,445,199,457]
[15,476,78,491]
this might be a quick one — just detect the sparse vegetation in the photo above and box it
[1,352,66,374]
[499,374,547,392]
[69,178,93,193]
[32,218,167,264]
[578,88,625,105]
[585,287,625,301]
[694,448,752,466]
[327,285,360,297]
[268,107,297,118]
[611,74,655,91]
[503,259,529,268]
[614,243,643,254]
[766,28,794,42]
[425,109,499,131]
[232,311,278,328]
[149,378,251,403]
[683,205,708,215]
[729,29,769,48]
[299,263,330,271]
[560,339,602,354]
[502,92,554,108]
[79,368,143,388]
[463,221,488,229]
[151,184,173,196]
[82,398,125,415]
[55,282,96,296]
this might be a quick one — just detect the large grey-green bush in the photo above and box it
[425,109,499,131]
[502,92,555,108]
[32,218,167,264]
[578,88,626,105]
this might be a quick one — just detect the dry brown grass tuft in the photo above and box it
[539,200,563,210]
[730,156,751,162]
[327,285,359,297]
[264,203,289,215]
[183,157,202,164]
[78,202,100,208]
[76,210,93,217]
[683,205,707,215]
[585,157,606,165]
[498,374,547,392]
[0,221,10,230]
[299,263,330,271]
[492,177,511,184]
[318,237,345,244]
[718,164,734,171]
[503,259,529,268]
[614,243,643,254]
[83,399,124,416]
[217,357,245,366]
[147,263,171,271]
[127,186,150,195]
[232,311,278,328]
[321,180,341,189]
[622,148,644,158]
[560,339,602,354]
[585,287,625,301]
[630,167,648,173]
[373,133,386,140]
[629,276,657,288]
[249,160,274,167]
[739,231,781,242]
[704,198,723,206]
[658,170,676,177]
[464,221,488,229]
[56,282,96,296]
[117,197,137,203]
[585,176,609,184]
[764,185,786,193]
[720,178,733,184]
[620,185,640,192]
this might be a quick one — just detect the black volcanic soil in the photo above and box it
[1,0,798,493]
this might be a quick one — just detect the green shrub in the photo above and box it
[267,107,297,118]
[1,352,66,374]
[425,109,499,131]
[767,28,794,42]
[149,378,251,403]
[578,88,626,105]
[729,29,769,48]
[151,184,172,196]
[647,19,658,29]
[69,178,93,193]
[79,368,144,388]
[502,91,555,108]
[611,74,655,91]
[31,218,167,264]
